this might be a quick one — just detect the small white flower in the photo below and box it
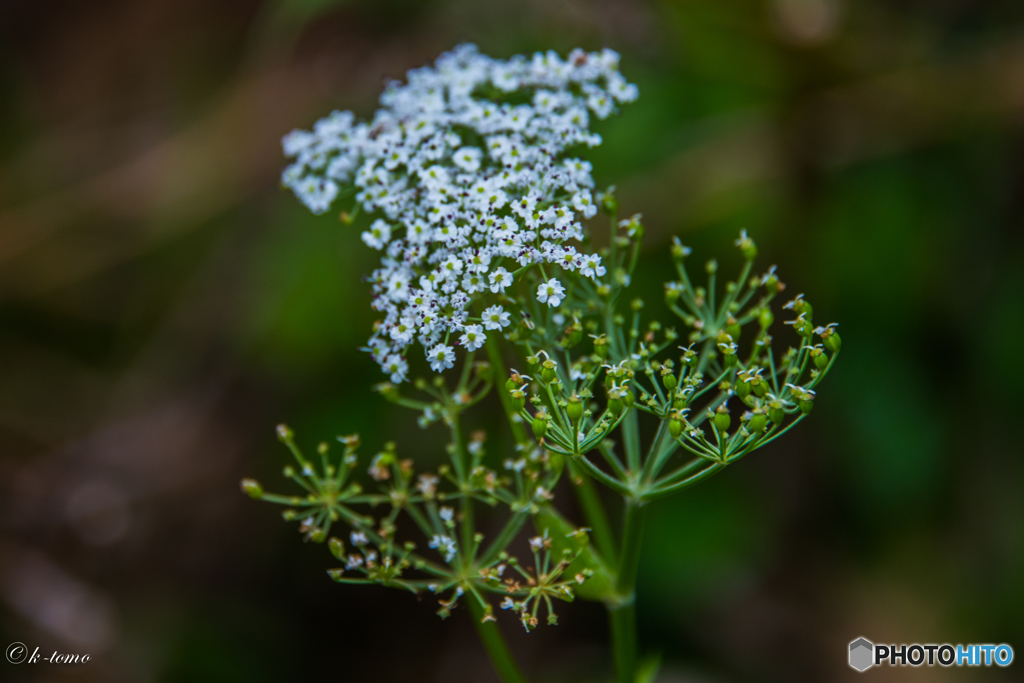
[441,256,464,279]
[428,534,457,562]
[389,318,415,344]
[536,278,565,308]
[452,146,482,172]
[579,254,605,279]
[481,305,511,330]
[572,190,597,218]
[427,344,455,372]
[383,354,408,383]
[350,531,368,546]
[439,506,454,522]
[361,219,391,250]
[281,44,639,381]
[488,267,513,293]
[460,324,487,351]
[462,270,487,293]
[416,473,439,497]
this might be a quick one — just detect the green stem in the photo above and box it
[467,598,529,683]
[645,462,726,501]
[621,410,642,476]
[610,498,647,683]
[567,459,617,562]
[479,511,530,566]
[448,410,476,556]
[485,334,529,446]
[571,454,632,496]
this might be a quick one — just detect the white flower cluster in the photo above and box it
[281,44,637,383]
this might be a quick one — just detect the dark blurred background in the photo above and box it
[2,0,1023,681]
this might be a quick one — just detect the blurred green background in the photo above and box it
[1,0,1023,681]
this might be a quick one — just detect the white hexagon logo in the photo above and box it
[849,637,874,672]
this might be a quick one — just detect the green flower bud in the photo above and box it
[276,424,293,443]
[726,316,741,341]
[240,479,263,500]
[799,397,814,415]
[567,396,584,424]
[811,347,829,370]
[735,230,757,260]
[600,189,618,216]
[759,308,774,328]
[713,405,731,433]
[663,372,678,392]
[622,214,644,240]
[753,380,768,397]
[378,382,400,402]
[736,379,751,399]
[328,537,345,561]
[310,529,327,544]
[669,418,683,439]
[593,335,609,359]
[820,327,842,353]
[718,341,738,367]
[622,390,635,409]
[609,395,624,416]
[511,389,526,411]
[749,412,768,433]
[562,322,584,349]
[541,359,558,383]
[532,413,549,439]
[769,405,785,425]
[671,237,692,260]
[475,362,493,381]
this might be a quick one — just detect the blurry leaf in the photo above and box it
[534,505,615,602]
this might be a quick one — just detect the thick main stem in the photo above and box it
[468,598,529,683]
[610,498,647,683]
